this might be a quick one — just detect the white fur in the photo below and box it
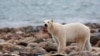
[44,20,91,54]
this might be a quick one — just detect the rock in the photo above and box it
[65,46,77,54]
[34,38,45,43]
[32,47,47,55]
[19,47,47,56]
[0,42,15,51]
[38,42,47,48]
[90,33,100,46]
[41,54,51,56]
[33,26,42,32]
[94,40,100,47]
[69,51,93,56]
[91,29,99,33]
[34,32,50,39]
[43,42,57,52]
[0,28,10,33]
[19,37,36,43]
[0,23,100,56]
[15,30,23,35]
[92,47,100,53]
[19,26,34,33]
[0,39,5,42]
[28,43,38,47]
[17,42,28,47]
[85,23,100,29]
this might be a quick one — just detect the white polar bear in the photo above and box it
[44,20,91,55]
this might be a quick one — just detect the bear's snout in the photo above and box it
[44,24,48,27]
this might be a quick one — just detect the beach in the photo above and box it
[0,23,99,56]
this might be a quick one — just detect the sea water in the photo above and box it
[0,0,100,28]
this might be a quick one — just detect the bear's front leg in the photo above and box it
[57,36,66,55]
[52,36,59,45]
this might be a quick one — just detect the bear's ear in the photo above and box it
[51,20,53,22]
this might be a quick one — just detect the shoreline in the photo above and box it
[0,22,100,28]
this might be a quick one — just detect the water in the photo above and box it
[0,0,100,28]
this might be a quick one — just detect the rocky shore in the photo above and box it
[0,23,99,56]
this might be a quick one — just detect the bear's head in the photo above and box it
[44,20,53,28]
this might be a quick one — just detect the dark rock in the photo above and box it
[90,33,100,46]
[94,40,100,47]
[19,26,34,33]
[91,29,99,33]
[62,23,66,25]
[85,23,100,29]
[98,28,100,32]
[17,42,28,47]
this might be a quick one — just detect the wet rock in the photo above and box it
[0,28,10,33]
[62,23,66,25]
[85,23,100,29]
[33,26,42,32]
[18,26,34,34]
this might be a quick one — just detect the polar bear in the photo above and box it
[44,20,91,55]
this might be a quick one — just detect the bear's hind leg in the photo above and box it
[77,41,86,51]
[85,39,91,51]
